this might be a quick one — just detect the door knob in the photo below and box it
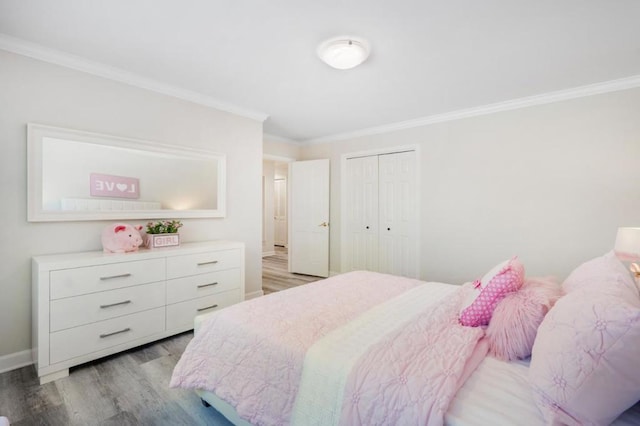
[319,222,329,227]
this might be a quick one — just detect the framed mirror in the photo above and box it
[27,123,226,222]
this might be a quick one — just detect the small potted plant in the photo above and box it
[144,219,183,249]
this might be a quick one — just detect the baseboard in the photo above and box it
[329,270,340,277]
[262,251,276,257]
[245,290,264,300]
[0,349,33,374]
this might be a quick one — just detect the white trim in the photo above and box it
[305,75,640,144]
[340,145,421,276]
[245,290,264,300]
[0,349,33,374]
[264,133,302,145]
[0,33,268,122]
[342,144,420,160]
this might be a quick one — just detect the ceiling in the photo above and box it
[0,0,639,143]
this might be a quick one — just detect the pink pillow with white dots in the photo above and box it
[459,257,525,327]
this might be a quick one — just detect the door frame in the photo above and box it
[340,144,421,276]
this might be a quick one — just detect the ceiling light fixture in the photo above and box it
[317,36,370,70]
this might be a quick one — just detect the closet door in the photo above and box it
[345,156,379,272]
[378,151,418,278]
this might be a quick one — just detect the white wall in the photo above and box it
[264,137,301,159]
[0,50,264,359]
[301,88,640,284]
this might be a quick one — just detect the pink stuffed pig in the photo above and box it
[101,223,144,253]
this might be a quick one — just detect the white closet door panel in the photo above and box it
[378,151,418,278]
[345,156,378,272]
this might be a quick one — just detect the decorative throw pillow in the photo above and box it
[485,277,562,361]
[529,254,640,425]
[459,257,525,327]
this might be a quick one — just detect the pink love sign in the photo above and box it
[90,173,140,199]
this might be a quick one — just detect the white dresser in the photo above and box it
[32,240,245,384]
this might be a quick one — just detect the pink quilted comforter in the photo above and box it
[170,271,485,426]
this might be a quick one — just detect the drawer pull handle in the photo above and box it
[100,273,132,281]
[99,327,131,338]
[197,282,219,289]
[197,260,218,266]
[100,300,132,309]
[197,304,219,312]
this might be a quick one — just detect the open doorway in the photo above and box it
[262,158,288,257]
[262,157,323,294]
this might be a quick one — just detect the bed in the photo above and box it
[171,253,640,426]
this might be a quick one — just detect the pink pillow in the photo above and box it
[485,277,562,361]
[563,250,638,295]
[529,254,640,425]
[459,257,525,327]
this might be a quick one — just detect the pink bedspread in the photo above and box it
[170,271,485,426]
[338,285,485,425]
[170,271,421,425]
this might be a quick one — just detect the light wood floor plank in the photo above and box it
[262,246,322,294]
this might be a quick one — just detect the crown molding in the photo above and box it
[0,33,269,122]
[263,133,302,146]
[304,74,640,144]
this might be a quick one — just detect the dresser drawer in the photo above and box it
[50,259,165,300]
[49,307,165,365]
[166,249,241,279]
[166,289,241,331]
[166,268,241,304]
[50,281,166,332]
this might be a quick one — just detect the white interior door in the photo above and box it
[378,151,418,277]
[289,159,330,277]
[345,156,379,272]
[274,178,287,246]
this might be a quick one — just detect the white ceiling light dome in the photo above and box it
[317,36,371,70]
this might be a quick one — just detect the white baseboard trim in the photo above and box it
[262,251,276,257]
[245,290,264,300]
[0,349,33,374]
[329,270,340,277]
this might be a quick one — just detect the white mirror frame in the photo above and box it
[27,123,226,222]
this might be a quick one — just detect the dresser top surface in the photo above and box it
[33,240,244,269]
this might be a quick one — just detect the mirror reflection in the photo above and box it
[28,124,226,221]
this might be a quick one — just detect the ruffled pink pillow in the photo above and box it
[485,277,562,361]
[459,257,525,327]
[529,253,640,425]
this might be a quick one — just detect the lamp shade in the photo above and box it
[614,227,640,260]
[317,37,370,70]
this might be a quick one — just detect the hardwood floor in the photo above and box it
[262,246,322,294]
[0,247,323,425]
[0,332,232,425]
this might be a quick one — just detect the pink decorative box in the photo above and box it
[145,233,180,249]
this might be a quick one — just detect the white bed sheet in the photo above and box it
[447,356,640,426]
